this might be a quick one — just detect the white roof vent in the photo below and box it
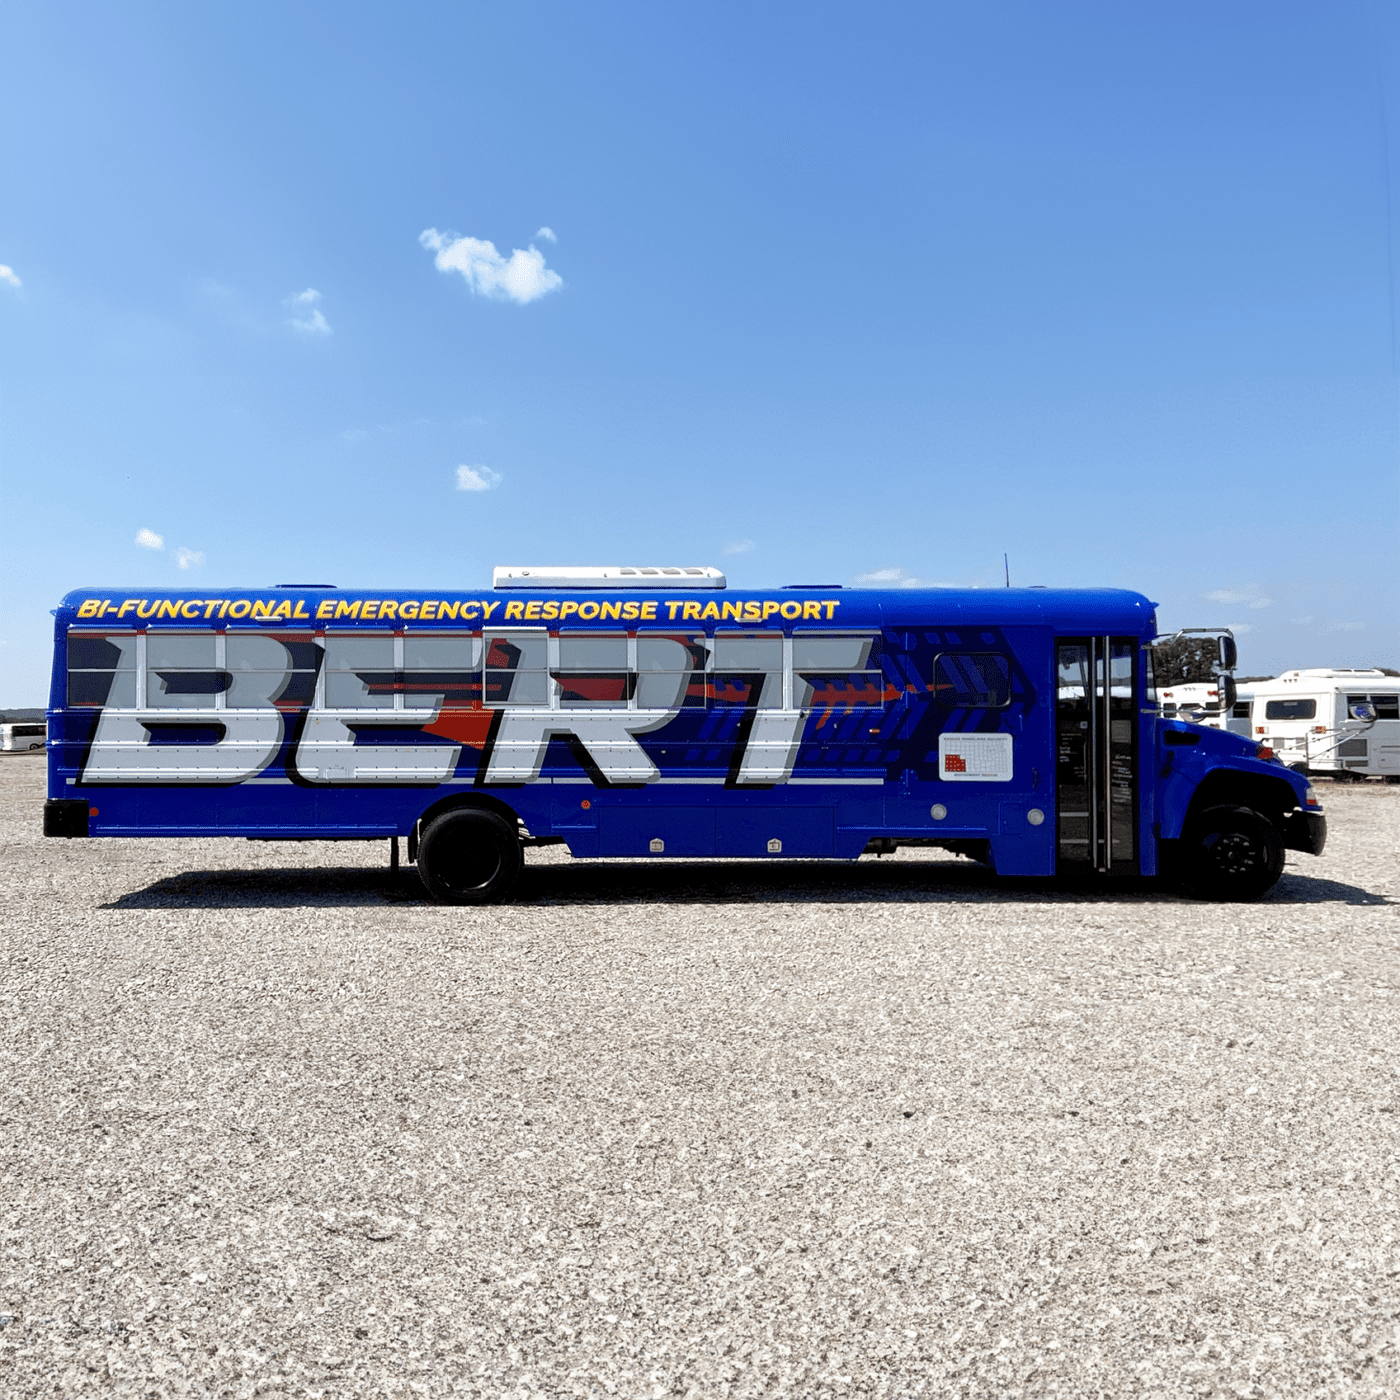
[1281,668,1389,680]
[493,565,726,590]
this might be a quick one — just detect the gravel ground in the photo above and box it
[2,755,1399,1398]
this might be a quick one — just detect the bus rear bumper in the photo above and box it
[1281,808,1326,857]
[43,799,90,838]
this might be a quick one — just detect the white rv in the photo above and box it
[1246,669,1400,780]
[1225,687,1255,738]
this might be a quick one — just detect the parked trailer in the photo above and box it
[43,572,1325,901]
[1246,669,1400,780]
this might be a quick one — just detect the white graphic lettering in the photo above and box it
[79,633,297,784]
[70,627,895,788]
[292,711,462,785]
[295,633,468,785]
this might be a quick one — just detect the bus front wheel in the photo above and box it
[417,808,522,905]
[1178,805,1284,902]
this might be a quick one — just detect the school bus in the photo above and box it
[43,568,1326,902]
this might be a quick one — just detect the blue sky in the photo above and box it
[2,1,1398,702]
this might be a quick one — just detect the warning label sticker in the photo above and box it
[938,732,1014,783]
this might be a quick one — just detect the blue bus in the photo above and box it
[43,568,1326,903]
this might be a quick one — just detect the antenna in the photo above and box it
[1004,553,1010,588]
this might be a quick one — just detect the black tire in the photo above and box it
[1177,804,1284,902]
[417,808,522,905]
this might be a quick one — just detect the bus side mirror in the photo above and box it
[1350,701,1377,722]
[1219,676,1237,711]
[1219,635,1237,670]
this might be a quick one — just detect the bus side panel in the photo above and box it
[881,623,1056,877]
[46,601,1097,877]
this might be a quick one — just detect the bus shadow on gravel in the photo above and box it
[102,861,1393,909]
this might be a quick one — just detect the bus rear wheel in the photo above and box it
[1178,805,1283,902]
[417,808,522,905]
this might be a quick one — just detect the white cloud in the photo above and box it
[1290,615,1315,626]
[175,547,204,570]
[135,527,165,551]
[420,228,563,304]
[456,464,502,492]
[722,539,755,555]
[1205,585,1272,610]
[855,567,921,587]
[286,287,331,335]
[534,226,557,243]
[1328,620,1365,632]
[0,265,20,289]
[1224,622,1254,635]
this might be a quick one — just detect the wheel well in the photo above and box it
[411,793,522,845]
[1184,771,1299,833]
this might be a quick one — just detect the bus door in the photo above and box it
[1055,638,1137,873]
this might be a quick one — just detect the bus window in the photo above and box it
[325,634,395,708]
[711,633,784,710]
[635,635,707,709]
[1372,694,1400,720]
[556,633,630,708]
[1231,702,1250,718]
[146,634,224,708]
[226,634,309,708]
[485,632,549,706]
[67,633,137,707]
[792,634,883,711]
[1264,699,1316,721]
[402,633,483,709]
[933,653,1011,708]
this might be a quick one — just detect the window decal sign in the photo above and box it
[938,732,1014,782]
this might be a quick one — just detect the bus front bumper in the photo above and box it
[1281,808,1327,857]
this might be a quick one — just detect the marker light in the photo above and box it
[1304,785,1320,808]
[1256,746,1274,761]
[1312,725,1327,734]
